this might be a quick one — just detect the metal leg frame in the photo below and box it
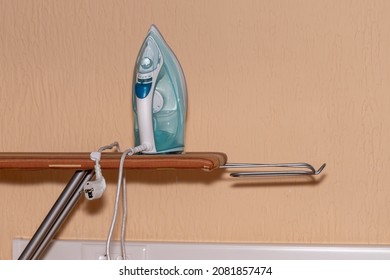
[18,169,94,260]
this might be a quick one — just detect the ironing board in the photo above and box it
[0,152,227,260]
[0,152,227,171]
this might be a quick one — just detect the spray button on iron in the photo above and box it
[141,57,152,70]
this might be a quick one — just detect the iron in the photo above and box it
[133,25,187,154]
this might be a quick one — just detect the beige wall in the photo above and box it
[1,0,390,259]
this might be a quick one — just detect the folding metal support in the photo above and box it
[18,169,94,260]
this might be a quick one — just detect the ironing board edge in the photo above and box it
[0,152,227,171]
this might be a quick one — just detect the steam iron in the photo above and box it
[133,25,187,154]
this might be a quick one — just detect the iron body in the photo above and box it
[133,25,187,154]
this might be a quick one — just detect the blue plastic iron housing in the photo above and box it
[133,25,187,154]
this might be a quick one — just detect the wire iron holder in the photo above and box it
[222,162,326,177]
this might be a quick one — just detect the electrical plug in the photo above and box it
[84,177,106,200]
[84,151,106,200]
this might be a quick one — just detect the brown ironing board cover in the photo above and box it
[0,152,227,171]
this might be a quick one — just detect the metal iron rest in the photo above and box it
[222,162,326,177]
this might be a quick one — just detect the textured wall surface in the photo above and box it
[1,0,390,259]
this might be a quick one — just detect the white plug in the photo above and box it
[84,151,106,200]
[84,177,106,200]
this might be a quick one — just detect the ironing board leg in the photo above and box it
[18,169,94,260]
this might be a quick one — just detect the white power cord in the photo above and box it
[84,142,125,260]
[105,143,150,260]
[87,142,150,260]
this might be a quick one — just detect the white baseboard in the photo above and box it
[13,239,390,260]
